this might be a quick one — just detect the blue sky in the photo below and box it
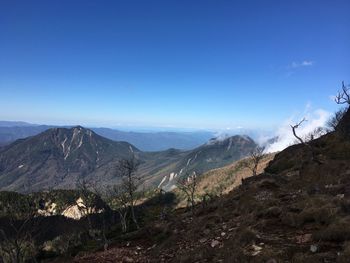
[0,0,349,130]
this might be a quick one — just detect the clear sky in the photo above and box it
[0,0,349,130]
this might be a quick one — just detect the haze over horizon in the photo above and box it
[1,0,349,130]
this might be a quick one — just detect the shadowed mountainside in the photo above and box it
[0,126,138,192]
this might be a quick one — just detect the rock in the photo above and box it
[62,205,84,220]
[310,244,318,253]
[221,232,226,237]
[337,194,345,199]
[61,197,103,220]
[37,202,58,216]
[211,240,220,248]
[37,209,51,216]
[251,244,263,256]
[199,238,207,243]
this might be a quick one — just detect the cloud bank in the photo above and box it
[265,107,331,153]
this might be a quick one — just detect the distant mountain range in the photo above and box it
[0,121,214,151]
[0,126,257,192]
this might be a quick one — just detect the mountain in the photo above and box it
[3,117,350,262]
[0,126,257,193]
[0,126,138,192]
[144,135,258,190]
[0,121,39,127]
[0,125,54,145]
[0,122,214,151]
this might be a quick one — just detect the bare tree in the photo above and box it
[333,82,350,136]
[75,178,111,251]
[326,107,347,131]
[75,178,96,221]
[291,118,307,144]
[290,118,326,143]
[304,127,327,142]
[87,184,114,251]
[335,81,350,105]
[176,172,198,216]
[290,118,324,164]
[106,185,129,233]
[116,156,141,230]
[247,146,265,177]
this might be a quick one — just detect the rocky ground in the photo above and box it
[69,126,350,262]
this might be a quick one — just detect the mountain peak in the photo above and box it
[207,134,254,146]
[72,125,85,131]
[0,127,138,192]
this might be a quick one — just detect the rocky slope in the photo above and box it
[72,108,350,262]
[145,135,257,190]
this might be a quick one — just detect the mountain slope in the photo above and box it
[0,126,138,192]
[145,135,257,190]
[195,152,276,197]
[139,110,350,262]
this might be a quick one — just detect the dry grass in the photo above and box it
[174,153,276,208]
[196,153,276,195]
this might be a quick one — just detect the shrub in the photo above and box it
[297,205,337,226]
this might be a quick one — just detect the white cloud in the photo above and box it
[265,105,330,153]
[301,61,313,66]
[289,60,314,69]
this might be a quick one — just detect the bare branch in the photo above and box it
[290,117,323,164]
[290,118,307,144]
[335,81,350,105]
[246,146,265,176]
[176,172,198,216]
[115,155,141,229]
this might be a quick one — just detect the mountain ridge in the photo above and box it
[0,126,257,193]
[0,122,214,151]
